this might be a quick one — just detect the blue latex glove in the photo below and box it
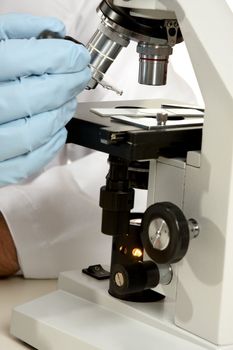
[0,13,91,186]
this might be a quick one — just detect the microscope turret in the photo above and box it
[86,0,183,93]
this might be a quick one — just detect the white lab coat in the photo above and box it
[0,0,203,278]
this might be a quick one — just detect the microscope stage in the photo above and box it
[11,270,225,350]
[66,100,203,161]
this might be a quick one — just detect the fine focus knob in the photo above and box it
[141,202,190,264]
[110,261,160,295]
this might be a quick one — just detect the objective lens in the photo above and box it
[137,43,173,86]
[86,22,129,89]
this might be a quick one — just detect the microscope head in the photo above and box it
[86,0,183,92]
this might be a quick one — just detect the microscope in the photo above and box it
[11,1,233,349]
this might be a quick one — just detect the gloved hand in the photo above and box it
[0,13,91,186]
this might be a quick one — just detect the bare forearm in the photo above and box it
[0,212,19,277]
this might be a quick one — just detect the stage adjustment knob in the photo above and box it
[111,261,159,295]
[110,261,172,296]
[141,202,199,264]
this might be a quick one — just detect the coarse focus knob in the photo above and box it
[141,202,191,264]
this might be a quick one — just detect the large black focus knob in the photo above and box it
[141,202,190,264]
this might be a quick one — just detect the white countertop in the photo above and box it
[0,276,56,349]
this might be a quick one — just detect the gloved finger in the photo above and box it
[0,128,67,187]
[0,13,65,40]
[0,38,90,81]
[0,67,91,124]
[0,98,77,162]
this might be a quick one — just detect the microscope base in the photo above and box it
[11,270,230,350]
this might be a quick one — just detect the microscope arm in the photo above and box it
[113,0,233,345]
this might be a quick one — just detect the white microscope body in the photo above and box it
[11,0,233,349]
[113,0,233,345]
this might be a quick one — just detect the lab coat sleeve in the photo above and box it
[0,150,111,278]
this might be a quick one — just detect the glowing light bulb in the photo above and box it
[132,248,143,258]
